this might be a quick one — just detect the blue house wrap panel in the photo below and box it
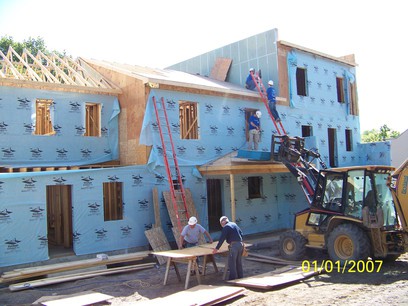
[0,165,207,267]
[0,164,309,267]
[167,29,279,93]
[0,87,119,167]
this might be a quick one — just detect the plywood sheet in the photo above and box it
[136,285,246,306]
[145,226,171,265]
[228,266,323,289]
[39,291,112,306]
[163,188,205,248]
[210,57,232,81]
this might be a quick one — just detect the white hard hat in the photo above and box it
[268,80,274,86]
[219,216,229,223]
[256,111,262,118]
[249,68,255,72]
[188,216,197,225]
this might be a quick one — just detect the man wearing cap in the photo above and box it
[179,216,213,249]
[212,216,244,280]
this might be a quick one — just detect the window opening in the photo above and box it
[248,176,263,199]
[302,125,312,137]
[103,182,123,221]
[85,103,101,137]
[35,99,54,135]
[345,129,353,151]
[296,67,307,96]
[336,77,345,103]
[179,101,198,139]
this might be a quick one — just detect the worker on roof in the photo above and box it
[267,80,281,122]
[245,68,257,90]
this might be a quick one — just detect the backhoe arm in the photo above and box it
[388,159,408,230]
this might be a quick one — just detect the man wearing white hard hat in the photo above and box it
[267,80,281,122]
[245,68,257,90]
[212,216,244,280]
[179,216,213,249]
[248,110,262,150]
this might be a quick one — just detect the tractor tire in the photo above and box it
[327,223,371,265]
[279,230,307,261]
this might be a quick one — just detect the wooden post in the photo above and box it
[230,174,235,222]
[152,187,161,227]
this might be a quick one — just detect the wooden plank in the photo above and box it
[163,188,205,248]
[1,251,149,282]
[247,252,301,265]
[135,285,246,306]
[152,187,161,227]
[210,57,232,81]
[37,292,113,306]
[9,263,155,292]
[227,266,323,289]
[144,227,171,265]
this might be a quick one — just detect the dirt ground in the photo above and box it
[1,244,408,305]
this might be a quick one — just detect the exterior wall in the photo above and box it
[0,165,205,267]
[285,49,361,167]
[390,130,408,168]
[0,86,119,167]
[167,29,280,93]
[88,65,150,165]
[207,173,307,237]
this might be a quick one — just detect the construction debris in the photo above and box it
[228,265,324,289]
[135,284,247,306]
[1,251,150,284]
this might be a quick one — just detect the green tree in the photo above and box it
[362,124,400,142]
[0,35,67,58]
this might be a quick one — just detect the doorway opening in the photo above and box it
[206,179,223,232]
[46,185,74,257]
[328,128,338,167]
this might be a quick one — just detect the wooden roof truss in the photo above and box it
[0,46,119,90]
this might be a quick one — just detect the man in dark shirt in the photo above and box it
[212,216,244,280]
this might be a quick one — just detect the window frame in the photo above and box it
[296,67,308,96]
[103,182,123,221]
[179,101,199,139]
[85,102,101,137]
[336,77,345,103]
[345,129,353,152]
[248,176,263,199]
[34,98,55,135]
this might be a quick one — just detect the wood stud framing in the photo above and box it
[0,46,120,90]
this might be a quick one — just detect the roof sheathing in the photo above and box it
[82,58,265,100]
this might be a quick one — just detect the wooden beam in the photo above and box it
[9,263,155,291]
[230,173,236,222]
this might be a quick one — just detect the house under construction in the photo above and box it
[0,28,391,267]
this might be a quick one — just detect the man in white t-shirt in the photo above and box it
[179,216,213,249]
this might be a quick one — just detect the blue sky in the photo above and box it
[1,0,407,133]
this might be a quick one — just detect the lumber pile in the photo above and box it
[1,251,153,290]
[245,252,302,266]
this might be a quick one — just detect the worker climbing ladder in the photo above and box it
[250,70,286,135]
[250,71,327,204]
[152,96,189,234]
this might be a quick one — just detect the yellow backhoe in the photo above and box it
[273,135,408,264]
